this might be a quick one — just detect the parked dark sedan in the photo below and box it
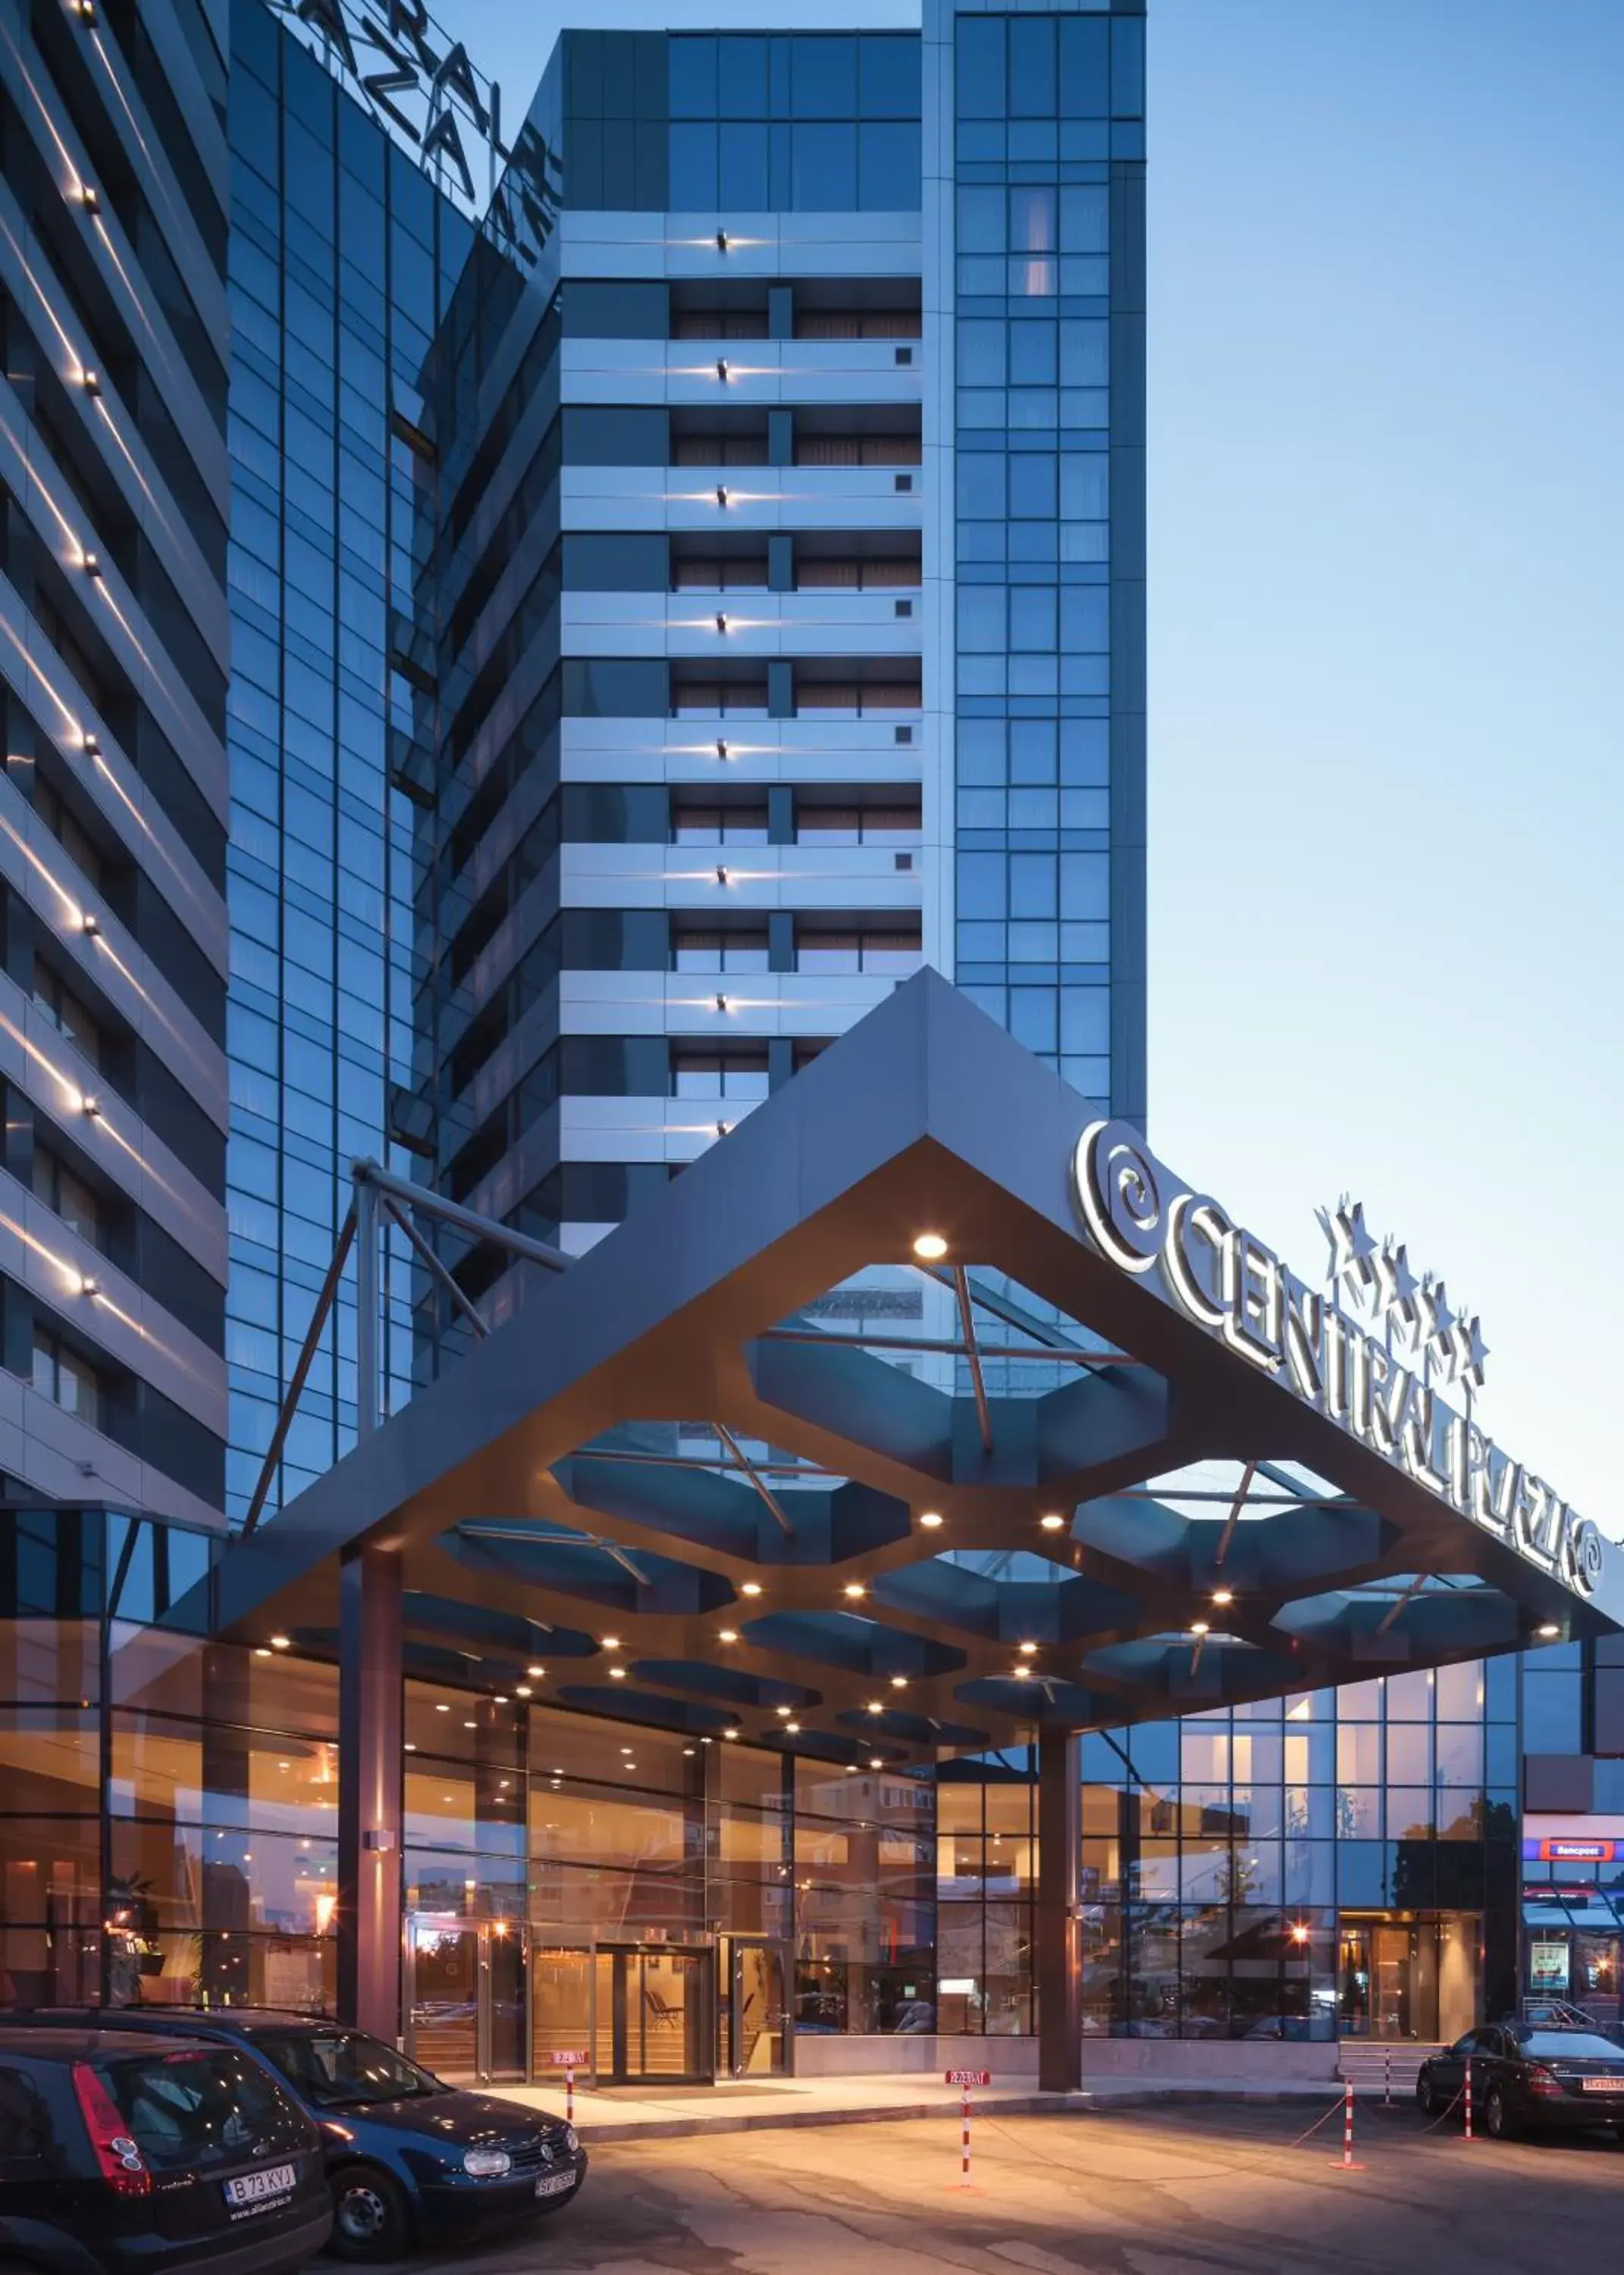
[1417,2023,1624,2142]
[13,2013,586,2261]
[0,2027,331,2275]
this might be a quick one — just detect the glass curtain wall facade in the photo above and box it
[0,0,230,1532]
[943,4,1145,1118]
[221,2,472,1521]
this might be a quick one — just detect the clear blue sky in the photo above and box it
[436,0,1623,1533]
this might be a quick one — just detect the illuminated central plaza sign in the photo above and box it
[1072,1120,1603,1598]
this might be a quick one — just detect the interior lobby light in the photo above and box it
[866,1699,883,1714]
[869,1757,883,1771]
[844,1583,866,1599]
[1039,1513,1065,1531]
[889,1674,907,1688]
[918,1511,943,1528]
[270,1633,290,1649]
[911,1232,948,1260]
[1212,1588,1234,1606]
[740,1582,762,1597]
[601,1635,621,1648]
[1190,1621,1210,1636]
[608,1667,627,1680]
[527,1663,545,1677]
[718,1627,738,1643]
[1018,1640,1037,1655]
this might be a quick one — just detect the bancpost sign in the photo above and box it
[1072,1120,1604,1599]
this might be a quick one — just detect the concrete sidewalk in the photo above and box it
[494,2068,1341,2144]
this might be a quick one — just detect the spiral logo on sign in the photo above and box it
[1570,1518,1604,1597]
[1073,1120,1165,1274]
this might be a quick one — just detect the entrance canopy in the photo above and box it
[198,971,1621,1768]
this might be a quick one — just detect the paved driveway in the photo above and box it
[375,2103,1622,2275]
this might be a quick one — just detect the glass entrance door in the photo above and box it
[591,1947,711,2083]
[721,1939,789,2076]
[407,1919,526,2084]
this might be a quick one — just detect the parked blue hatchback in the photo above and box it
[14,2012,586,2262]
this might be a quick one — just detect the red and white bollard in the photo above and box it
[565,2060,575,2128]
[1463,2057,1473,2142]
[945,2069,991,2189]
[1384,2049,1391,2108]
[1331,2079,1364,2170]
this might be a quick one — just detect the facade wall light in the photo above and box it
[716,357,729,382]
[716,738,729,758]
[715,611,728,633]
[716,484,729,507]
[82,734,99,756]
[81,185,99,213]
[82,552,100,577]
[716,228,729,251]
[82,369,100,396]
[911,1232,948,1260]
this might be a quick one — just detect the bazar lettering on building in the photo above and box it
[1073,1120,1603,1597]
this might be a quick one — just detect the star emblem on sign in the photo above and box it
[1453,1313,1489,1389]
[1423,1278,1458,1373]
[1371,1241,1419,1332]
[1317,1197,1377,1300]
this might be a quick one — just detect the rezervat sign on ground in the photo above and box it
[1073,1120,1604,1598]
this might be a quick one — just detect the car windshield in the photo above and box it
[1518,2032,1623,2060]
[253,2030,444,2108]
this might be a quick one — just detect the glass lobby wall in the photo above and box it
[1070,1661,1516,2039]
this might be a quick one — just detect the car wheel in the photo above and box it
[1484,2086,1519,2142]
[329,2167,411,2261]
[1416,2072,1444,2117]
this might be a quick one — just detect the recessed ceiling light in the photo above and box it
[785,1721,800,1734]
[869,1757,883,1770]
[1212,1589,1234,1607]
[464,1720,477,1729]
[516,1686,532,1698]
[867,1700,883,1714]
[919,1511,943,1528]
[621,1747,634,1756]
[602,1636,622,1649]
[1537,1622,1560,1640]
[724,1728,739,1740]
[683,1747,695,1756]
[740,1583,763,1597]
[434,1703,450,1713]
[719,1628,738,1643]
[270,1635,290,1650]
[1039,1514,1065,1531]
[403,1743,416,1753]
[776,1705,792,1718]
[1018,1641,1038,1655]
[494,1696,509,1705]
[254,1647,271,1658]
[1190,1621,1210,1636]
[609,1667,627,1680]
[911,1232,948,1260]
[1012,1665,1033,1680]
[527,1665,546,1677]
[890,1674,907,1689]
[844,1583,866,1599]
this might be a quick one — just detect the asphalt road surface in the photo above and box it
[369,2101,1624,2275]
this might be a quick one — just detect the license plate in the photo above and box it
[224,2164,296,2208]
[535,2171,575,2198]
[1582,2077,1622,2093]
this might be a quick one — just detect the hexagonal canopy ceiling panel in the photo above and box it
[194,972,1622,1768]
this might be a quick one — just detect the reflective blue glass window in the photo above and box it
[669,36,718,116]
[719,124,769,208]
[671,124,720,206]
[718,35,768,115]
[859,36,920,119]
[792,123,857,209]
[955,17,1006,120]
[858,122,920,208]
[791,36,857,118]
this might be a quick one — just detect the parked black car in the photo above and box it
[13,2013,586,2261]
[1416,2022,1624,2142]
[0,2027,331,2275]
